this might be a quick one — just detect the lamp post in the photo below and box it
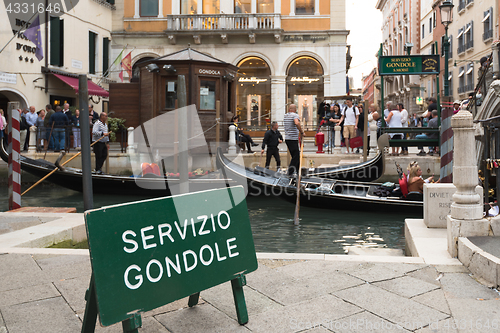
[439,0,454,97]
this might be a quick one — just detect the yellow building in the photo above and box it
[111,0,350,128]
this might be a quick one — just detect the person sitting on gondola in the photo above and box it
[408,164,436,194]
[231,115,258,153]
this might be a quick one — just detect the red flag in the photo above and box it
[121,52,132,79]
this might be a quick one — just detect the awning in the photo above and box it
[482,12,490,23]
[456,30,463,39]
[458,70,465,77]
[448,74,452,80]
[53,74,109,97]
[464,25,471,34]
[466,66,473,75]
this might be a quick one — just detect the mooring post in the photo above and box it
[7,102,21,210]
[334,125,342,154]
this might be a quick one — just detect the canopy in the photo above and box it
[54,74,109,97]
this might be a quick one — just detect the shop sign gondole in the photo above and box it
[238,77,268,84]
[290,77,320,83]
[379,55,440,76]
[199,69,221,75]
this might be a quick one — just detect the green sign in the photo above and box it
[84,186,257,327]
[379,55,440,76]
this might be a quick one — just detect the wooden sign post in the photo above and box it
[81,186,257,332]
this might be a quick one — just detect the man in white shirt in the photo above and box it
[338,97,359,153]
[398,103,409,155]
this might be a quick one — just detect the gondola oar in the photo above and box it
[21,135,105,196]
[293,137,305,225]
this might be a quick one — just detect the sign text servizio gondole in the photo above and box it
[379,55,440,76]
[84,186,257,327]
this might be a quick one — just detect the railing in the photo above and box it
[166,14,281,31]
[483,30,493,41]
[466,40,474,50]
[380,127,440,147]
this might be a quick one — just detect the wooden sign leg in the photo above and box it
[231,274,249,325]
[81,275,98,333]
[188,293,200,307]
[121,313,142,333]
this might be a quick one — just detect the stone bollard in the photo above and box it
[368,117,377,157]
[447,110,490,257]
[228,125,237,154]
[127,127,135,154]
[334,125,342,154]
[28,126,37,153]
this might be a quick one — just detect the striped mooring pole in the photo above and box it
[440,101,454,183]
[8,102,21,210]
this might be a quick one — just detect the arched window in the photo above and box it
[286,56,324,128]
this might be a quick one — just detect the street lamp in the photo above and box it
[439,0,454,97]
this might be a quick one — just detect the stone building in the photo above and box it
[110,0,350,129]
[0,0,113,113]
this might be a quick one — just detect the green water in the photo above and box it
[1,183,418,254]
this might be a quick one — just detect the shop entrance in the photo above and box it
[0,89,28,112]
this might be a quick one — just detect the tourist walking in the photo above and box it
[261,121,283,170]
[48,106,69,152]
[284,104,305,176]
[385,103,403,156]
[338,97,359,154]
[44,104,55,150]
[326,103,342,148]
[398,103,409,155]
[72,109,81,149]
[92,112,110,174]
[35,110,45,150]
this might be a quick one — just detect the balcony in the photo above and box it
[466,40,474,50]
[483,29,493,41]
[458,83,474,94]
[166,14,281,32]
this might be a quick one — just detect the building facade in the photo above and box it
[376,0,421,115]
[0,0,113,114]
[362,68,377,106]
[110,0,350,128]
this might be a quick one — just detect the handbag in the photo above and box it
[349,136,363,148]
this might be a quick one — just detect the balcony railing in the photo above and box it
[483,29,493,41]
[166,14,281,31]
[466,40,474,50]
[459,83,474,94]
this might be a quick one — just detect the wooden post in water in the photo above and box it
[78,75,93,211]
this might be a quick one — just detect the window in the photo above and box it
[102,38,109,77]
[181,0,197,14]
[49,17,64,67]
[465,21,473,50]
[429,18,432,33]
[458,0,465,12]
[457,27,465,54]
[165,81,177,109]
[296,0,314,15]
[203,0,219,13]
[448,71,453,96]
[422,24,425,38]
[433,11,436,28]
[448,35,453,59]
[466,63,474,92]
[483,7,493,41]
[200,80,216,110]
[257,0,273,13]
[234,0,250,13]
[89,32,97,74]
[458,66,465,93]
[140,0,158,16]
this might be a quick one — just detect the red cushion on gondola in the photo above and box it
[399,173,408,197]
[150,163,161,176]
[141,163,153,176]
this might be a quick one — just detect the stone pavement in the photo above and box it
[1,252,500,333]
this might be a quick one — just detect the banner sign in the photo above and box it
[85,186,257,326]
[379,55,440,76]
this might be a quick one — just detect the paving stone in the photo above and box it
[439,273,499,300]
[0,268,47,292]
[201,281,282,320]
[302,327,333,333]
[414,319,459,333]
[447,299,500,333]
[36,255,91,281]
[330,311,411,332]
[335,262,427,283]
[246,294,362,333]
[258,259,304,269]
[0,283,60,306]
[54,276,91,313]
[0,253,41,278]
[333,284,448,329]
[374,276,439,298]
[1,297,81,333]
[93,316,170,333]
[407,266,442,286]
[155,302,249,333]
[247,261,363,305]
[433,265,470,273]
[142,297,194,317]
[412,289,451,315]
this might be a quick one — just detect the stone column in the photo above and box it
[127,127,135,154]
[28,126,37,153]
[447,110,490,257]
[368,115,377,157]
[492,41,499,79]
[334,125,342,154]
[271,75,286,129]
[228,125,237,154]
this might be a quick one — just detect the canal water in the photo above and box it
[0,183,419,254]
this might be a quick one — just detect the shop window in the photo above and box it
[296,0,314,15]
[286,56,324,129]
[257,0,274,13]
[49,17,64,67]
[236,57,271,127]
[200,80,216,110]
[235,0,251,13]
[141,0,158,16]
[165,81,177,109]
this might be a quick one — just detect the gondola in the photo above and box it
[0,141,234,196]
[217,148,423,214]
